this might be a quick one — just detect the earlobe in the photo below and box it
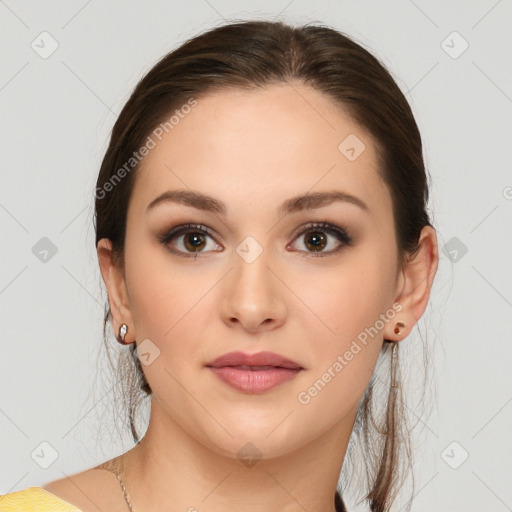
[384,226,439,342]
[97,238,135,342]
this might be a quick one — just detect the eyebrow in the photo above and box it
[146,189,370,216]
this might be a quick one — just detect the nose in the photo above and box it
[220,250,287,333]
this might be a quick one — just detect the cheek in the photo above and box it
[292,269,389,421]
[124,250,211,406]
[294,252,394,390]
[299,256,392,338]
[124,239,202,345]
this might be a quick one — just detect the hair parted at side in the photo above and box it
[93,19,434,512]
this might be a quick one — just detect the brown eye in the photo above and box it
[304,231,327,252]
[289,221,353,258]
[182,232,207,252]
[158,224,221,257]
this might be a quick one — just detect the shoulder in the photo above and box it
[40,465,126,512]
[0,486,81,511]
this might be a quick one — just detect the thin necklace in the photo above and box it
[98,458,134,512]
[113,470,134,512]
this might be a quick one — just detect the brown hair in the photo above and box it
[94,19,434,512]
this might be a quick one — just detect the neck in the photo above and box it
[119,396,354,512]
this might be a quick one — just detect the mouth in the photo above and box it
[205,350,303,370]
[205,351,303,393]
[223,365,292,370]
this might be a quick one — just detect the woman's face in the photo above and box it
[113,83,406,458]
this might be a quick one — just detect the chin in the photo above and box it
[197,419,306,462]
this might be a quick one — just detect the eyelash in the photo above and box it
[157,221,353,259]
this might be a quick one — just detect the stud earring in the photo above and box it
[117,323,129,345]
[394,321,406,335]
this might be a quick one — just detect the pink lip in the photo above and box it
[206,351,302,369]
[205,351,303,393]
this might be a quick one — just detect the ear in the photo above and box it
[384,225,439,342]
[97,238,135,343]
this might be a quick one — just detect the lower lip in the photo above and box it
[207,366,302,393]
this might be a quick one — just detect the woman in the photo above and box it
[0,19,438,512]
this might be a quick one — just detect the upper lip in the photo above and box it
[206,351,303,370]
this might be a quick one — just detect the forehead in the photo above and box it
[131,83,390,218]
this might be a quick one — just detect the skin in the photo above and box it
[43,83,438,512]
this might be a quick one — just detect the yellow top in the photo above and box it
[0,487,82,511]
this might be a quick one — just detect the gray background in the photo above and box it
[1,1,511,511]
